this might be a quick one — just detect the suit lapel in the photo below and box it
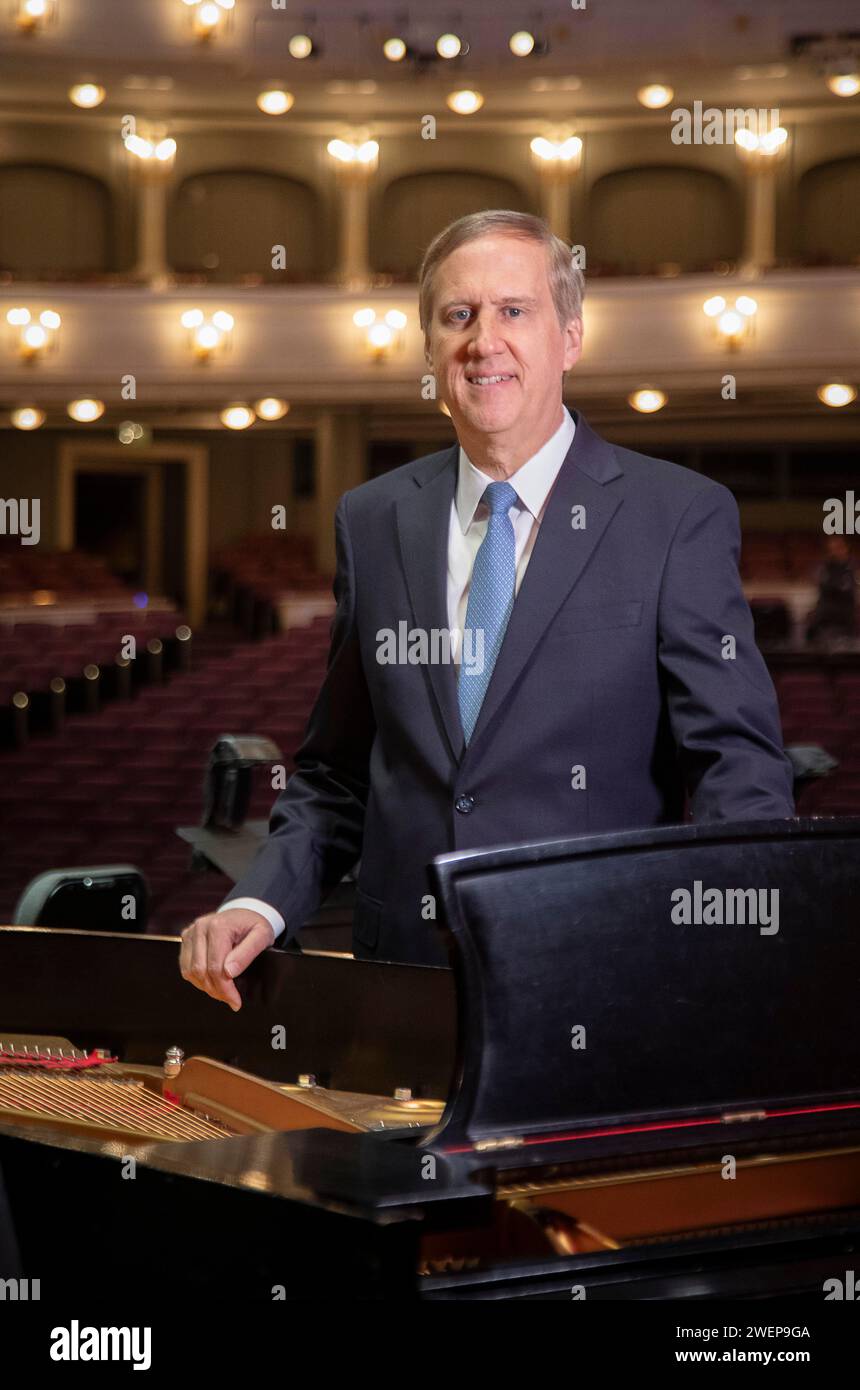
[396,444,465,762]
[465,412,625,752]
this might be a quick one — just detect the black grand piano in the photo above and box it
[1,817,859,1300]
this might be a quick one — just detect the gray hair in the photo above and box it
[418,209,584,346]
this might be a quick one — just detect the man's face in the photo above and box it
[425,234,582,452]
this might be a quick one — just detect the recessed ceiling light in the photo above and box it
[257,89,294,116]
[628,388,667,413]
[447,89,483,115]
[69,83,106,109]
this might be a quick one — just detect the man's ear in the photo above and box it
[562,316,583,372]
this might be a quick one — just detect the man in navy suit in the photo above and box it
[181,210,794,1001]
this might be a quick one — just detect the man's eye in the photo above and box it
[505,307,523,317]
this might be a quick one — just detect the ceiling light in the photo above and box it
[254,397,289,421]
[69,83,106,109]
[68,399,105,423]
[288,34,313,59]
[11,407,45,431]
[447,89,483,115]
[220,404,255,430]
[509,31,535,57]
[16,0,53,31]
[383,38,407,62]
[826,73,860,98]
[257,89,294,115]
[628,388,666,413]
[436,33,462,59]
[817,383,857,408]
[637,84,674,109]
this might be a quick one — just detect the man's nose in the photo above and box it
[467,312,504,356]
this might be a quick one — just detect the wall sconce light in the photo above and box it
[530,135,583,168]
[703,294,757,348]
[353,307,407,360]
[181,0,234,41]
[124,128,177,165]
[734,122,788,163]
[628,388,667,414]
[6,306,61,360]
[327,137,379,171]
[180,308,234,361]
[16,0,57,33]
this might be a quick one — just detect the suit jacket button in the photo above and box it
[455,794,475,814]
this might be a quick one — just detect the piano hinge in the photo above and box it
[473,1136,525,1152]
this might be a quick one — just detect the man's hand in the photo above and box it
[179,908,275,1011]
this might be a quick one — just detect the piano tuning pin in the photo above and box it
[164,1047,185,1079]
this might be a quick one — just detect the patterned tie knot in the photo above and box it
[482,480,518,517]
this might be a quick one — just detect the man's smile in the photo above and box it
[464,372,517,389]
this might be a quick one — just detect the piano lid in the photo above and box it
[427,817,860,1151]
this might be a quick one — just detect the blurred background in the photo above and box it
[0,0,858,937]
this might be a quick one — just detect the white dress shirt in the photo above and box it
[222,406,576,942]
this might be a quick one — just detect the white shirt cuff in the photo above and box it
[217,897,286,941]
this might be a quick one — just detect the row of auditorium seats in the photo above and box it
[0,610,188,707]
[0,547,127,599]
[212,532,330,603]
[739,533,836,584]
[772,669,860,814]
[0,617,331,935]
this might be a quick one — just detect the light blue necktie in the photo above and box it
[458,480,518,744]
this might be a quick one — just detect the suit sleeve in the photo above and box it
[657,482,795,821]
[221,492,375,939]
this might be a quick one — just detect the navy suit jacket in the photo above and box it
[225,411,795,965]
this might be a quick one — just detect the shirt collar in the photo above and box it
[455,406,576,533]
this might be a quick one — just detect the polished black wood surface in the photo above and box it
[0,926,455,1097]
